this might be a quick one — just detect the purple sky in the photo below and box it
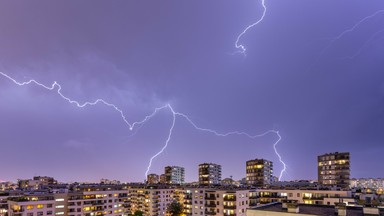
[1,1,384,183]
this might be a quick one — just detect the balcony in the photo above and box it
[205,210,216,215]
[223,197,236,201]
[205,203,216,207]
[303,197,325,200]
[223,205,236,209]
[205,196,216,200]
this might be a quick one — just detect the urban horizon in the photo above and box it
[1,1,384,186]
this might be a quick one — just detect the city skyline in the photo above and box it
[1,1,384,182]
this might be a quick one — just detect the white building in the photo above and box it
[164,166,185,185]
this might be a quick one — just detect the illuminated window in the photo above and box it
[55,212,64,215]
[55,198,65,202]
[37,204,44,209]
[27,205,34,210]
[56,205,64,209]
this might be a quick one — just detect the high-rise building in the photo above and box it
[198,163,222,186]
[318,152,350,189]
[246,159,273,187]
[147,174,159,184]
[164,166,185,185]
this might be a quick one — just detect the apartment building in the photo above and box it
[350,178,384,189]
[6,185,129,216]
[128,186,176,216]
[198,163,222,186]
[7,194,57,216]
[318,152,350,189]
[164,166,185,185]
[185,187,257,216]
[146,174,160,185]
[67,190,129,216]
[256,189,354,206]
[246,159,273,187]
[0,195,8,216]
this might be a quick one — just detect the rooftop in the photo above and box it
[248,203,365,216]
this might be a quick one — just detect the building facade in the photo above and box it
[185,188,257,216]
[128,186,176,216]
[318,152,350,189]
[198,163,222,186]
[146,174,160,185]
[246,159,273,187]
[164,166,185,185]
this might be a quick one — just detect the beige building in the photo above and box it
[127,186,176,216]
[7,195,57,216]
[6,185,129,216]
[246,202,377,216]
[67,190,129,216]
[256,189,354,206]
[185,188,257,216]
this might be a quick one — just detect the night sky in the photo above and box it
[1,1,384,183]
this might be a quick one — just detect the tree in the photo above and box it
[166,201,184,216]
[133,210,143,216]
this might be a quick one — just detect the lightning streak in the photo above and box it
[174,111,286,180]
[0,72,165,131]
[317,9,384,61]
[0,72,286,180]
[344,28,384,60]
[234,0,267,55]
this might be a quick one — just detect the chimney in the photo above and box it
[335,203,346,216]
[287,203,299,213]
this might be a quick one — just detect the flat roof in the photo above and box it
[249,203,364,216]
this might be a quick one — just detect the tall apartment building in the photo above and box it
[164,166,185,185]
[318,152,350,189]
[246,159,273,187]
[198,163,222,186]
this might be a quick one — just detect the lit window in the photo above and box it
[27,205,34,210]
[56,205,64,209]
[55,198,65,202]
[55,212,64,215]
[37,204,44,209]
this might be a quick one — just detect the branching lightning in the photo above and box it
[0,72,286,180]
[234,0,267,55]
[317,9,384,61]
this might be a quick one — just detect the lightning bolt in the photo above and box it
[316,9,384,62]
[234,0,267,55]
[343,28,384,60]
[0,72,286,180]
